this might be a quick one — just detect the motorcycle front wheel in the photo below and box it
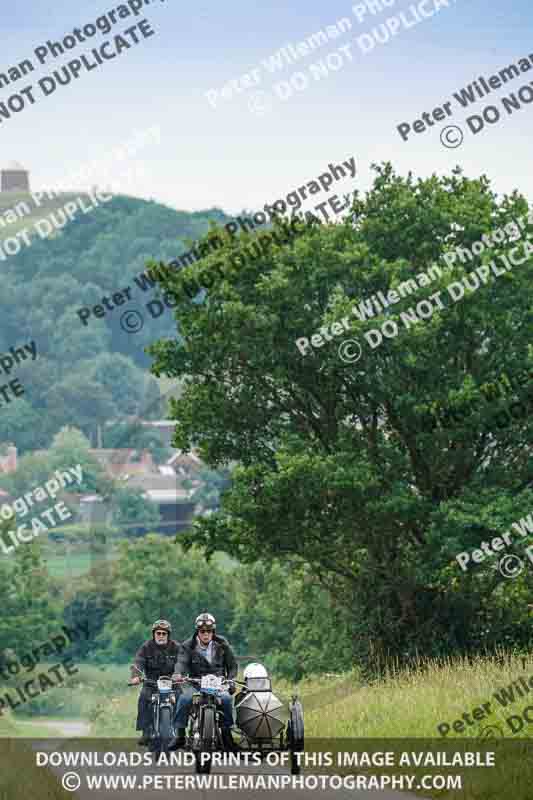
[160,707,173,753]
[202,706,216,743]
[194,707,216,774]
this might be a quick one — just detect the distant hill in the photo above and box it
[0,191,98,238]
[1,191,234,301]
[0,191,232,266]
[0,192,234,452]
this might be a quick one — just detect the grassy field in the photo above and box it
[43,545,120,578]
[44,549,106,578]
[42,538,236,579]
[0,664,124,727]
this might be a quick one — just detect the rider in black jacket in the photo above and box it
[172,612,237,748]
[130,619,179,746]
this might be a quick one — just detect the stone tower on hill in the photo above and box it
[1,162,30,192]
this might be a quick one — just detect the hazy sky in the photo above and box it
[1,0,531,215]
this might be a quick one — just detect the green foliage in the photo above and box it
[0,400,48,454]
[110,488,162,535]
[62,575,115,661]
[148,163,533,666]
[187,466,232,513]
[0,194,234,452]
[45,373,117,440]
[230,561,356,680]
[97,535,242,660]
[0,537,61,665]
[140,377,164,420]
[103,421,172,464]
[0,426,111,501]
[84,353,147,416]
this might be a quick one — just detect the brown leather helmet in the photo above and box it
[152,619,172,637]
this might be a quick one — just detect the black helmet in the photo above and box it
[195,612,216,631]
[152,619,172,637]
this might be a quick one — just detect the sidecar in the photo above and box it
[233,664,304,774]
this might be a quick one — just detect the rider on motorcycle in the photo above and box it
[130,619,180,746]
[172,612,237,749]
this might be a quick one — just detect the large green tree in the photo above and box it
[147,164,533,664]
[0,399,47,454]
[45,374,117,441]
[0,531,60,665]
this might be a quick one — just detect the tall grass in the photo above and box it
[296,650,533,738]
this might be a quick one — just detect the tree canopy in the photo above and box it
[148,163,533,663]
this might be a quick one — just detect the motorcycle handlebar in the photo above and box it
[127,674,177,687]
[178,675,246,688]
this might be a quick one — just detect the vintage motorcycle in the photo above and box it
[181,671,305,775]
[180,674,235,774]
[128,666,178,757]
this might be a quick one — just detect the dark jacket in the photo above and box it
[131,638,180,681]
[176,634,237,680]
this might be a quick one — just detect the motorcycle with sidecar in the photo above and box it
[178,668,304,775]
